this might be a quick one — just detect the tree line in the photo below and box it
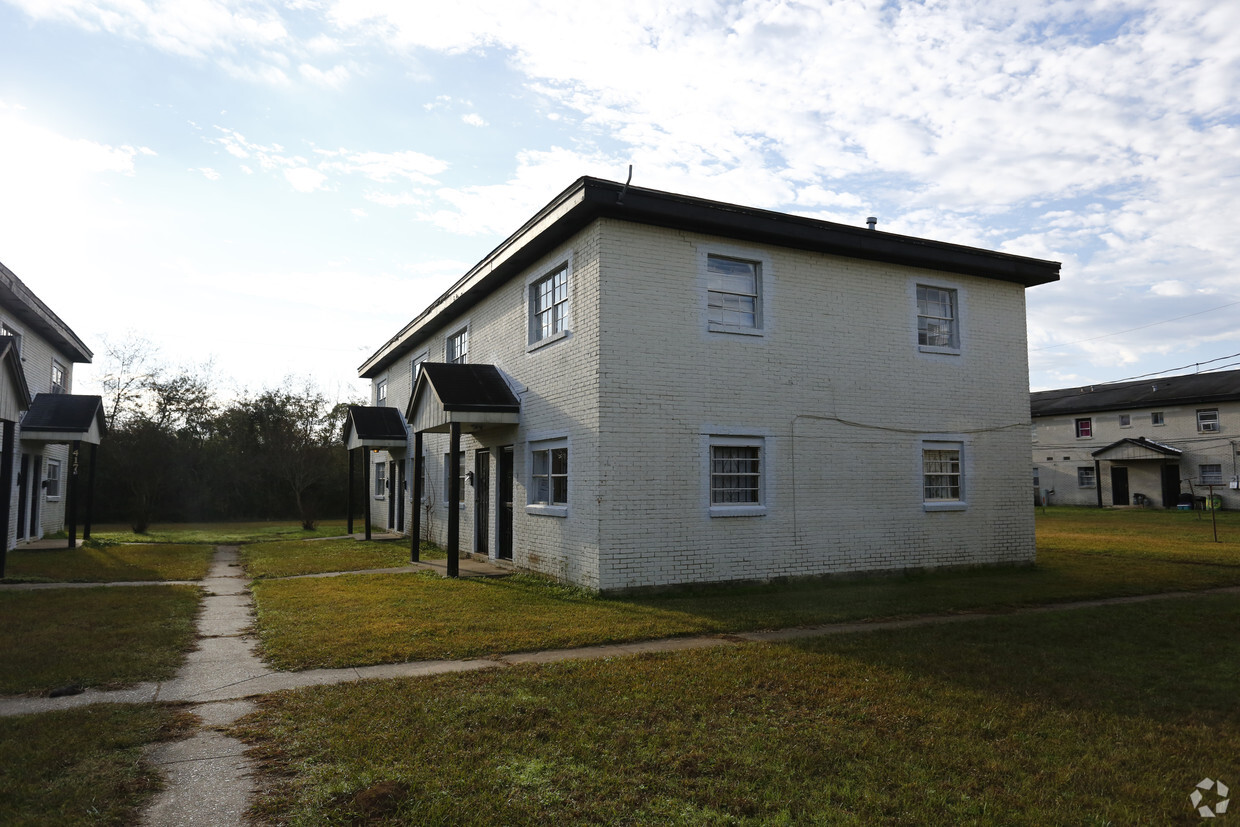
[90,336,362,532]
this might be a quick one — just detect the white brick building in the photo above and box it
[1032,369,1240,510]
[0,261,104,571]
[357,178,1060,591]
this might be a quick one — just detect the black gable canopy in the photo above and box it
[408,363,520,434]
[21,393,105,445]
[343,405,409,450]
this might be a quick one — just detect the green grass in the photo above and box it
[233,594,1240,825]
[0,704,198,827]
[3,544,216,582]
[90,520,353,545]
[241,539,443,579]
[0,585,201,694]
[252,545,1240,670]
[1036,506,1240,564]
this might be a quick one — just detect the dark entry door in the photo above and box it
[498,446,513,560]
[387,460,397,530]
[1111,466,1129,506]
[1161,464,1181,508]
[475,450,490,556]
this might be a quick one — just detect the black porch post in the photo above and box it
[0,421,13,578]
[83,443,97,540]
[347,447,355,535]
[447,422,460,577]
[411,431,422,562]
[67,440,80,548]
[363,451,372,541]
[1095,459,1104,509]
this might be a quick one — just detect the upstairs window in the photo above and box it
[1118,414,1131,428]
[707,255,761,331]
[1198,409,1220,433]
[446,328,469,364]
[1151,411,1165,426]
[529,264,569,346]
[51,360,66,395]
[0,321,21,354]
[376,380,387,406]
[917,285,958,351]
[1075,418,1093,439]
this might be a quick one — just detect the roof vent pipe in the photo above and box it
[866,216,877,230]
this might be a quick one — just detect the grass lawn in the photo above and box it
[241,539,443,579]
[0,585,201,694]
[234,594,1240,825]
[1036,506,1240,564]
[252,543,1240,670]
[3,544,216,583]
[0,704,198,827]
[90,520,352,545]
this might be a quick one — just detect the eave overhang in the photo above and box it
[343,405,409,451]
[1091,437,1183,462]
[360,177,1062,378]
[0,261,93,364]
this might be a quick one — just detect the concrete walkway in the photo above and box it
[3,548,1240,825]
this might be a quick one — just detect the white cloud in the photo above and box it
[461,112,487,127]
[196,167,221,180]
[284,167,328,192]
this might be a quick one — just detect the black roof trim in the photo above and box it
[0,261,93,364]
[361,177,1061,377]
[344,405,408,442]
[22,394,106,435]
[1032,368,1240,417]
[416,363,520,414]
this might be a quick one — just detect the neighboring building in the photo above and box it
[357,177,1060,591]
[0,261,104,562]
[1032,369,1240,509]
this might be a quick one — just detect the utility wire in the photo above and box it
[1033,300,1240,351]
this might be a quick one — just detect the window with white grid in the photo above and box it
[529,438,568,513]
[446,327,468,364]
[707,255,761,331]
[529,264,569,346]
[917,285,959,351]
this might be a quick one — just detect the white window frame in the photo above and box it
[1075,418,1093,439]
[526,437,569,517]
[706,435,767,517]
[921,437,966,512]
[45,459,61,500]
[0,321,22,354]
[699,245,769,337]
[51,360,67,395]
[1078,467,1097,488]
[1197,409,1220,433]
[411,350,428,388]
[446,326,469,365]
[527,261,571,350]
[916,284,960,354]
[1151,411,1165,426]
[376,379,387,406]
[1118,414,1131,428]
[1201,464,1224,485]
[442,452,467,507]
[373,460,386,499]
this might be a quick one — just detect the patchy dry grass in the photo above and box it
[90,521,352,545]
[1036,506,1240,565]
[241,539,443,579]
[234,594,1240,825]
[0,704,198,826]
[0,585,201,694]
[3,544,215,583]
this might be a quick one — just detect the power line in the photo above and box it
[1032,300,1240,352]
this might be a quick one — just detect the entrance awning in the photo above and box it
[1091,437,1182,462]
[407,363,520,434]
[20,394,105,445]
[343,406,409,451]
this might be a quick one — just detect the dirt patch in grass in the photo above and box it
[3,544,215,583]
[0,585,201,694]
[234,594,1240,824]
[0,703,198,826]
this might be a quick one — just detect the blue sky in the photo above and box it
[1,0,1237,399]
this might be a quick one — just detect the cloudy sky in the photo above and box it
[1,0,1237,399]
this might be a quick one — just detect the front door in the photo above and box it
[498,446,513,560]
[474,449,490,556]
[1111,466,1129,506]
[387,460,397,530]
[1161,464,1181,509]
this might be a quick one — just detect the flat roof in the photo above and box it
[362,176,1062,378]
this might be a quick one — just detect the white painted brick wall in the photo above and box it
[369,217,1039,590]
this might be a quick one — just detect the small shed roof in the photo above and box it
[21,394,106,445]
[343,405,409,451]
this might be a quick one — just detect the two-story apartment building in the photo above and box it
[357,177,1060,591]
[1032,369,1240,509]
[0,261,103,567]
